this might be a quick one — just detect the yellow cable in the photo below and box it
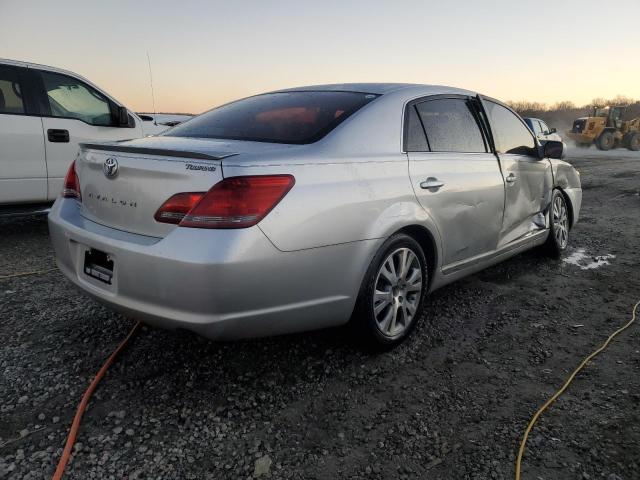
[516,300,640,480]
[0,268,56,280]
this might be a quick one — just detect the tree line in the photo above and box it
[506,96,640,131]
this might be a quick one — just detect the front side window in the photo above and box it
[415,98,486,153]
[0,66,25,114]
[40,71,113,126]
[165,91,379,144]
[485,101,536,156]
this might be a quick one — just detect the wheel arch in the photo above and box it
[555,187,575,230]
[395,224,439,290]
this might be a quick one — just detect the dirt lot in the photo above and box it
[1,149,639,480]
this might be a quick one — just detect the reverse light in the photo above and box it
[154,175,295,229]
[62,160,81,200]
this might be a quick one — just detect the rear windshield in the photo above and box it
[164,91,379,144]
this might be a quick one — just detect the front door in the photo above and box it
[406,96,505,268]
[482,99,553,247]
[34,69,142,201]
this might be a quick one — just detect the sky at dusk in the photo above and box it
[1,0,638,114]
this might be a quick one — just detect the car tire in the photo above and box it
[626,132,640,151]
[544,190,570,257]
[351,233,428,351]
[596,131,615,151]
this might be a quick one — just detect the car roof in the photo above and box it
[0,57,85,77]
[273,83,476,98]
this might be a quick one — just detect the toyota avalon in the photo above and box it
[48,84,581,349]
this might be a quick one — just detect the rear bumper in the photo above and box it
[48,199,375,339]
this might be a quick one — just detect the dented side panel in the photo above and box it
[497,155,553,247]
[407,152,505,266]
[551,159,582,226]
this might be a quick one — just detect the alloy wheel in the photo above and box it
[552,195,569,249]
[372,247,423,337]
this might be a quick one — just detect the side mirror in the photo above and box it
[117,106,130,127]
[542,140,566,159]
[549,127,557,134]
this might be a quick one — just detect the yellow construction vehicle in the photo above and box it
[566,105,640,151]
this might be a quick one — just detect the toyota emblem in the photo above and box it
[103,157,119,178]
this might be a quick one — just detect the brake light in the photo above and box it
[154,192,204,224]
[154,175,295,229]
[62,160,81,200]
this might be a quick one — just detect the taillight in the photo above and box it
[154,192,204,224]
[62,160,81,200]
[154,175,295,229]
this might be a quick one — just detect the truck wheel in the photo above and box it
[596,131,614,151]
[626,133,640,151]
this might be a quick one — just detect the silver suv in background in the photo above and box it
[524,117,562,143]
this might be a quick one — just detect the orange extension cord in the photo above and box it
[51,321,142,480]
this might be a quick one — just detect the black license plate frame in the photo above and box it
[83,248,114,285]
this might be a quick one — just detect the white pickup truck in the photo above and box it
[0,58,168,215]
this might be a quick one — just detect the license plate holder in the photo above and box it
[83,248,114,285]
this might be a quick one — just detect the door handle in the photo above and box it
[505,173,517,184]
[47,129,70,143]
[420,177,445,190]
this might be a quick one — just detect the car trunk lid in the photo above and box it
[77,142,228,238]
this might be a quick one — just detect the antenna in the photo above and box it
[146,52,158,126]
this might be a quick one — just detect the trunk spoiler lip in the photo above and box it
[79,143,237,161]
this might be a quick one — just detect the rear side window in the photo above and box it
[0,66,25,114]
[165,91,379,144]
[415,98,486,153]
[485,101,537,156]
[404,105,429,151]
[40,71,113,126]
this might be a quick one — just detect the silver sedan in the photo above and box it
[48,84,581,349]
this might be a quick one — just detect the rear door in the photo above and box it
[406,95,505,268]
[0,64,47,204]
[34,69,143,201]
[481,99,553,247]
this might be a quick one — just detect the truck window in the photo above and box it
[0,66,25,115]
[40,71,113,126]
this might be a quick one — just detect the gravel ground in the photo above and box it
[1,150,639,479]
